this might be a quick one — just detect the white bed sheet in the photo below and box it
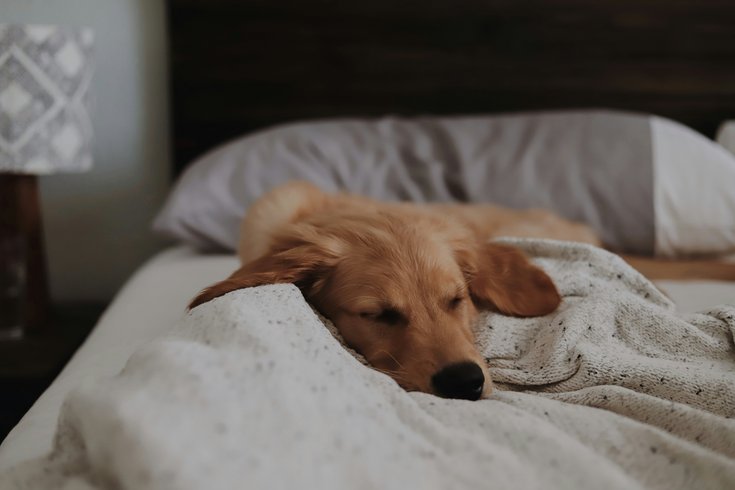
[1,246,733,471]
[0,247,238,471]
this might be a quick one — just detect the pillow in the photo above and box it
[716,120,735,155]
[652,116,735,256]
[153,110,735,257]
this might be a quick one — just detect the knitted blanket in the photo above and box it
[2,240,734,490]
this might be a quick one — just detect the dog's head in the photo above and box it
[190,211,560,400]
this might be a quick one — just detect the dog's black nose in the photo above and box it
[432,362,485,400]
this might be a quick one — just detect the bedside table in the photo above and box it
[0,303,106,441]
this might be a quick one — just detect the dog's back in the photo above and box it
[239,182,601,265]
[238,182,336,263]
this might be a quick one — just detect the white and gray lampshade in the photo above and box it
[0,24,93,174]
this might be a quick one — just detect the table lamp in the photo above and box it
[0,24,93,337]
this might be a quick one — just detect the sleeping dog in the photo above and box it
[190,182,601,400]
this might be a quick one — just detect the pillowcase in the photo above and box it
[716,120,735,155]
[153,110,735,257]
[652,116,735,256]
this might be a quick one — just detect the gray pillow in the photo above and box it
[153,110,735,257]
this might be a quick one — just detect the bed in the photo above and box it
[0,245,733,488]
[2,0,735,487]
[0,247,235,471]
[0,245,733,472]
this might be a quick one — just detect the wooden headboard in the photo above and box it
[167,0,735,175]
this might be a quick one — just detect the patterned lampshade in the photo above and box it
[0,24,93,174]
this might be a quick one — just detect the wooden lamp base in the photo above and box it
[0,174,50,334]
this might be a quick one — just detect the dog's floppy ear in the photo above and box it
[459,242,561,317]
[189,228,343,309]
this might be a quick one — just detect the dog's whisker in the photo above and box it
[376,366,405,376]
[374,364,409,380]
[385,352,405,371]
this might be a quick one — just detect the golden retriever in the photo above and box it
[190,182,601,400]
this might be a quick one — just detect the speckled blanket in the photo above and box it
[2,240,734,490]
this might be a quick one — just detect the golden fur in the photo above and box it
[190,182,602,398]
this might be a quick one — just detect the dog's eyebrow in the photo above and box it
[360,300,405,315]
[447,284,468,299]
[341,296,403,314]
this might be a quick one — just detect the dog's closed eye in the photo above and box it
[360,308,405,326]
[448,295,465,310]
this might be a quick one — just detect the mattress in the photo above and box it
[0,245,734,471]
[0,247,238,471]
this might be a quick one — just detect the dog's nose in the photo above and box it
[431,361,485,400]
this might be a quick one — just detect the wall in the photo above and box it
[1,0,171,302]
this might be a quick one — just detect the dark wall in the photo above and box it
[169,0,735,173]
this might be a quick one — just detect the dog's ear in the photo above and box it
[458,242,561,317]
[189,227,343,309]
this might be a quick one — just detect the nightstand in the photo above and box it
[0,303,106,441]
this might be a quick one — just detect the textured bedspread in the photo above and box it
[2,240,734,490]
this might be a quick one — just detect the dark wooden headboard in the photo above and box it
[168,0,735,175]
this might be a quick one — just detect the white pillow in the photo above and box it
[153,111,735,257]
[716,120,735,155]
[652,116,735,256]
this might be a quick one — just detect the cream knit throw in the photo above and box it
[2,239,734,489]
